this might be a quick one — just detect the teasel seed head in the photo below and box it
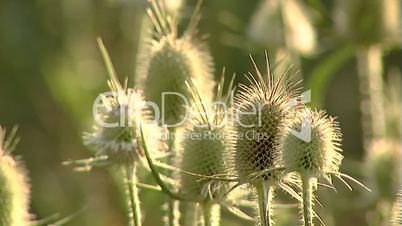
[391,190,402,226]
[0,126,30,226]
[230,55,302,184]
[176,75,234,201]
[136,0,215,127]
[83,39,167,167]
[282,109,343,179]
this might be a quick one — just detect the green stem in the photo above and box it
[256,180,274,226]
[202,202,221,226]
[126,164,141,226]
[183,202,199,226]
[356,45,386,147]
[166,198,180,226]
[302,176,314,226]
[140,125,189,201]
[202,203,212,226]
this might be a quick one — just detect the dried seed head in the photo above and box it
[365,138,401,200]
[334,0,400,45]
[282,109,343,178]
[176,77,233,201]
[247,0,316,55]
[0,126,30,226]
[83,81,167,166]
[136,2,215,127]
[230,56,301,183]
[391,190,402,226]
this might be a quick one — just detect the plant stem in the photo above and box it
[256,180,274,226]
[202,202,221,226]
[356,45,386,148]
[302,176,314,226]
[166,198,180,226]
[126,163,141,226]
[184,202,199,226]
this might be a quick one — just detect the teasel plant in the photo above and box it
[0,126,30,226]
[135,1,216,225]
[281,108,371,226]
[139,72,260,226]
[222,53,306,226]
[135,0,215,128]
[64,38,168,226]
[391,190,402,226]
[333,0,401,151]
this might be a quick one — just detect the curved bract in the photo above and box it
[0,127,30,226]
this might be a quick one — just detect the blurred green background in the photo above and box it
[0,0,401,225]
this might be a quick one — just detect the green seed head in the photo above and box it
[0,127,30,226]
[231,58,301,184]
[136,3,215,127]
[177,125,229,201]
[176,77,232,201]
[282,109,343,178]
[391,190,402,226]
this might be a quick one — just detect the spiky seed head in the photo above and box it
[247,0,316,55]
[365,138,401,200]
[83,87,167,165]
[391,190,402,226]
[136,3,215,127]
[334,0,400,45]
[230,57,301,184]
[176,77,233,201]
[281,109,343,178]
[0,126,30,226]
[177,125,229,201]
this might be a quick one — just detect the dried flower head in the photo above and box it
[135,0,215,127]
[230,55,301,184]
[81,39,167,167]
[282,109,343,179]
[0,126,30,226]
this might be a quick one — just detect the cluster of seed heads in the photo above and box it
[62,1,372,226]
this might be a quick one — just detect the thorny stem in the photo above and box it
[302,176,314,226]
[126,163,142,226]
[256,180,274,226]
